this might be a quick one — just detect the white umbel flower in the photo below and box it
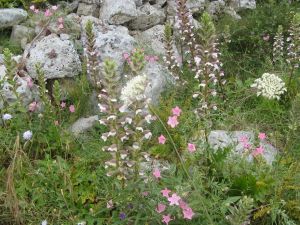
[2,113,12,121]
[251,73,287,100]
[23,130,33,140]
[120,74,148,105]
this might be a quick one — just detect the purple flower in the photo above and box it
[119,212,126,220]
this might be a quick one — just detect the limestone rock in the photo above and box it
[0,9,28,29]
[26,34,81,79]
[80,0,102,5]
[208,130,278,165]
[143,62,173,104]
[230,0,256,10]
[207,0,225,15]
[81,16,136,75]
[77,2,100,17]
[134,25,167,56]
[167,0,205,16]
[0,65,39,109]
[49,13,81,37]
[128,3,166,31]
[58,0,80,13]
[10,25,35,49]
[99,0,137,25]
[70,115,99,135]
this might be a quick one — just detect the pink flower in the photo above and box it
[179,200,189,210]
[54,120,59,126]
[58,17,64,23]
[44,9,52,17]
[158,135,166,144]
[183,207,195,220]
[162,214,172,225]
[28,101,38,112]
[239,136,248,143]
[172,106,182,116]
[156,203,166,213]
[58,23,64,29]
[168,193,181,206]
[26,77,33,88]
[123,53,130,60]
[29,5,35,11]
[34,9,39,14]
[142,191,149,197]
[258,132,266,140]
[243,142,251,149]
[252,146,264,157]
[61,102,66,108]
[153,168,161,179]
[69,105,75,113]
[146,55,159,63]
[161,188,171,198]
[51,5,58,11]
[187,143,196,153]
[167,116,179,128]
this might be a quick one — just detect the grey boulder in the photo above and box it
[0,9,28,29]
[70,115,99,136]
[10,25,35,49]
[99,0,137,25]
[81,16,136,75]
[128,3,166,31]
[208,130,278,165]
[26,34,81,79]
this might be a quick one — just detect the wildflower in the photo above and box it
[142,191,149,196]
[107,200,113,209]
[58,23,64,29]
[58,17,63,23]
[29,101,38,112]
[167,116,179,128]
[153,168,161,179]
[158,135,166,144]
[252,146,264,157]
[41,220,47,225]
[183,207,195,220]
[168,193,181,206]
[172,106,182,116]
[263,34,270,41]
[156,203,166,213]
[69,105,75,113]
[123,53,130,60]
[23,130,33,140]
[61,102,66,108]
[26,77,33,88]
[239,136,248,143]
[187,143,196,153]
[162,214,172,225]
[144,132,152,139]
[77,222,86,225]
[258,132,266,140]
[161,188,171,198]
[34,9,39,14]
[179,200,189,210]
[120,74,148,106]
[119,212,126,220]
[2,113,12,121]
[251,73,287,100]
[44,9,52,17]
[51,5,58,11]
[30,5,35,11]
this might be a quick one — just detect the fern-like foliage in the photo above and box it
[226,196,254,225]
